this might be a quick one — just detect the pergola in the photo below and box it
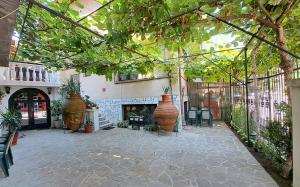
[4,0,299,146]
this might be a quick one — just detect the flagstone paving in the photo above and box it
[0,122,277,187]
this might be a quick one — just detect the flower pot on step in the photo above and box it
[12,131,19,145]
[84,125,94,133]
[153,94,179,132]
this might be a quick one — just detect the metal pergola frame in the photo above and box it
[12,0,300,146]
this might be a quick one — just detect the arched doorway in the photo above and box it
[9,88,51,129]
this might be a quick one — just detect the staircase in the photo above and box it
[98,113,113,129]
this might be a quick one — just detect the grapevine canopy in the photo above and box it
[12,0,300,81]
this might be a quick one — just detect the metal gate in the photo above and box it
[188,82,230,120]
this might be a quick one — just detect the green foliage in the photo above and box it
[256,140,284,172]
[84,119,94,127]
[61,77,81,96]
[83,95,98,108]
[257,102,292,173]
[231,105,247,138]
[144,123,158,131]
[50,100,62,120]
[132,125,140,130]
[117,120,129,128]
[162,85,171,94]
[221,102,231,123]
[0,109,22,133]
[12,0,300,82]
[231,104,255,145]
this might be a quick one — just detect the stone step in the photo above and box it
[98,117,105,121]
[98,113,105,117]
[99,123,113,129]
[99,120,109,125]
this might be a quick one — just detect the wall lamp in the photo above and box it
[47,87,52,95]
[4,86,10,94]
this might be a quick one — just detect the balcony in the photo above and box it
[0,62,61,87]
[114,71,168,84]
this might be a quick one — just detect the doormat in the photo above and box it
[102,126,115,130]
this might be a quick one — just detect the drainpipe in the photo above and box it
[169,72,174,104]
[178,48,185,129]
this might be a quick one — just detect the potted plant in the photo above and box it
[62,78,86,132]
[50,100,62,128]
[91,103,99,110]
[84,119,94,133]
[161,85,171,100]
[83,95,92,109]
[61,78,81,97]
[0,109,21,145]
[153,85,179,132]
[83,95,99,109]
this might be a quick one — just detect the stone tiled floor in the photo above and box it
[0,122,278,187]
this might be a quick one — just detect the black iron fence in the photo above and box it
[227,60,300,143]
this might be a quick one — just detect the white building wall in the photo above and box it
[79,73,188,130]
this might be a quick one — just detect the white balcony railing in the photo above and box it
[0,62,61,86]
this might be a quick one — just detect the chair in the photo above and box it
[0,131,15,177]
[199,109,213,127]
[190,107,198,111]
[188,110,198,126]
[0,135,14,167]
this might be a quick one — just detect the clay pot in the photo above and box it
[84,125,94,133]
[12,131,18,145]
[154,94,179,132]
[63,93,86,131]
[53,120,61,128]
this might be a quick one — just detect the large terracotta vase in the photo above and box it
[154,94,179,131]
[63,93,86,131]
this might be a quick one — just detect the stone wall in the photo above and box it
[92,95,183,130]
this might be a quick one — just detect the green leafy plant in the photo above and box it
[256,140,284,172]
[231,105,247,136]
[231,104,255,145]
[0,109,22,133]
[84,119,94,127]
[221,102,231,123]
[117,120,129,128]
[50,100,62,121]
[257,102,292,173]
[83,95,98,109]
[132,125,140,130]
[144,123,158,131]
[61,77,81,96]
[162,85,171,94]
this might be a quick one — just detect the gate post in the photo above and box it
[244,48,250,146]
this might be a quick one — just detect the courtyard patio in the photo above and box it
[0,123,277,187]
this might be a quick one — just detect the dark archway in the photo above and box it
[9,88,51,130]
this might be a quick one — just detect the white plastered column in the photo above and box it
[288,79,300,187]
